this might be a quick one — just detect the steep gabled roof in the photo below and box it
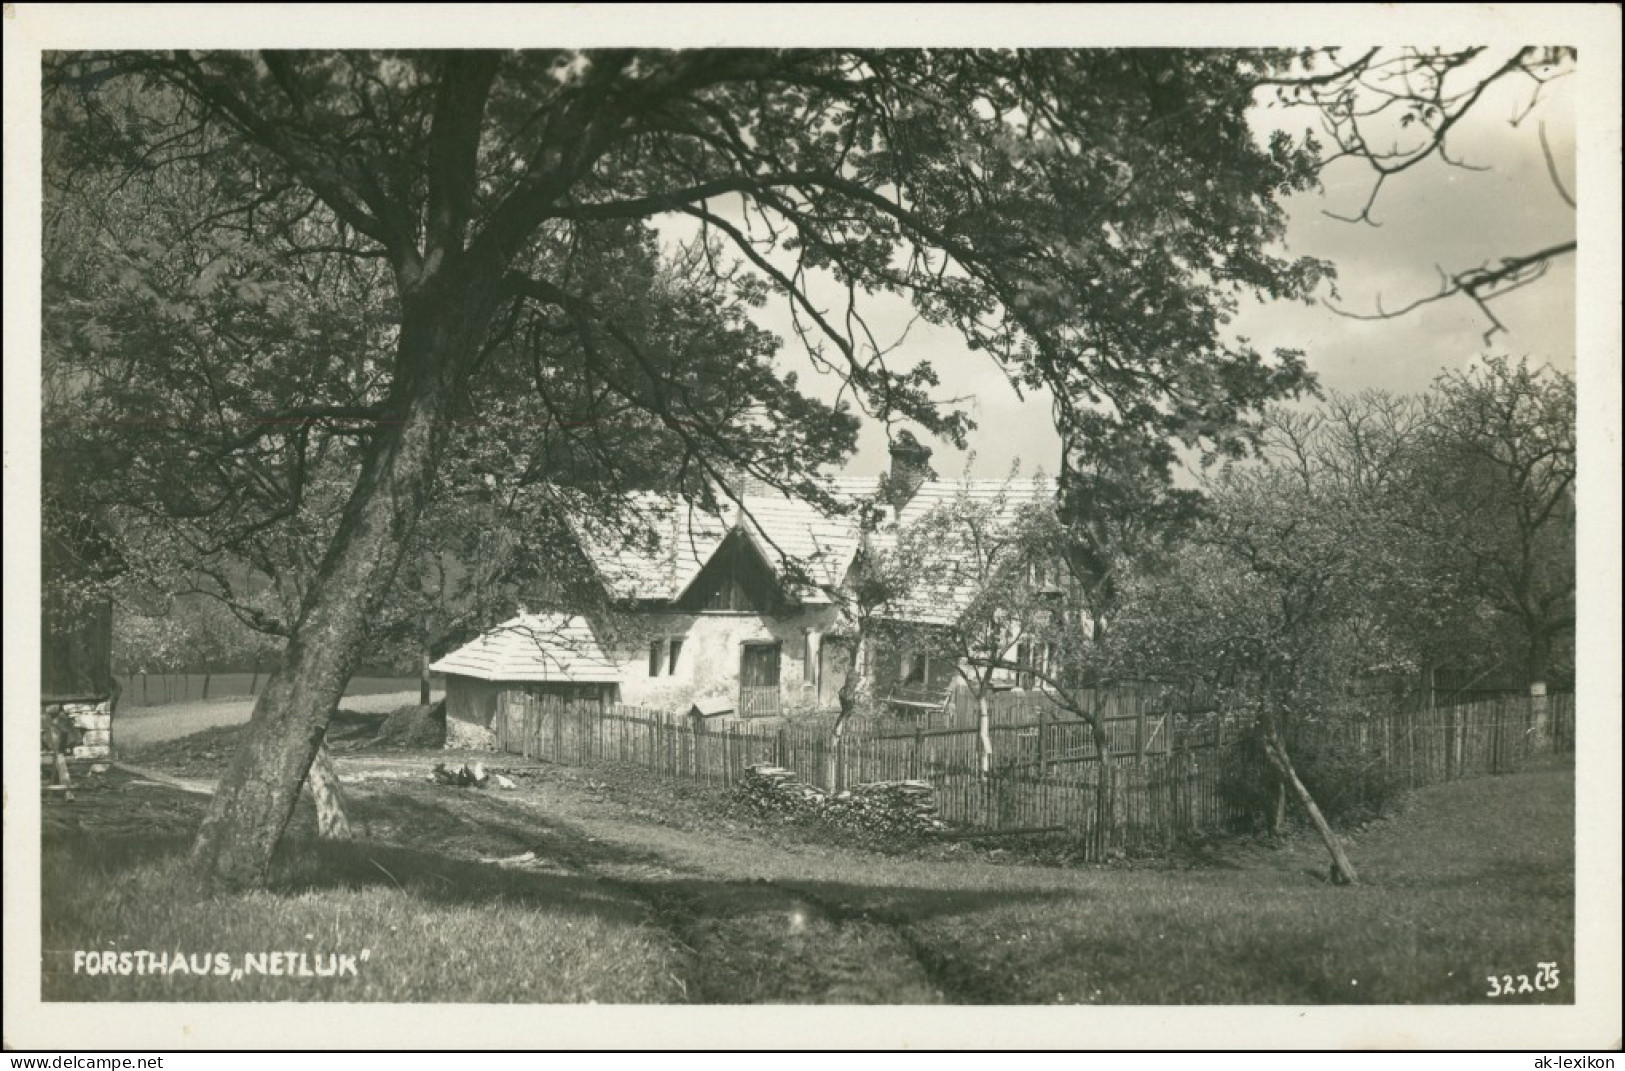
[570,494,731,603]
[429,613,620,683]
[572,479,879,607]
[723,484,871,603]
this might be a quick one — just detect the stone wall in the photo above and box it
[43,697,114,759]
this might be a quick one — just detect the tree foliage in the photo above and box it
[44,48,1337,887]
[1415,357,1576,683]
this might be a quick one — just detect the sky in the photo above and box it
[750,56,1580,481]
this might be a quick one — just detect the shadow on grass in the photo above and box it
[44,777,1072,937]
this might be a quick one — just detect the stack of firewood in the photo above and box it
[741,764,828,803]
[736,765,947,837]
[842,780,948,833]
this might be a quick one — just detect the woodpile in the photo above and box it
[42,698,113,759]
[735,764,948,837]
[743,764,828,801]
[841,780,949,834]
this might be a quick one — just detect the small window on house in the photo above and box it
[649,639,664,677]
[802,633,813,680]
[1016,641,1033,689]
[902,651,926,685]
[668,639,683,675]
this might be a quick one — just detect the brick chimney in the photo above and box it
[884,431,934,512]
[714,464,772,500]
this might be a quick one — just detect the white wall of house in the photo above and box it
[612,607,843,713]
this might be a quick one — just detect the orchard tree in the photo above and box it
[881,479,1074,774]
[45,49,1332,889]
[882,480,1168,787]
[1254,391,1483,682]
[1056,435,1206,645]
[1415,358,1576,689]
[1255,370,1578,695]
[1109,462,1399,884]
[806,491,930,790]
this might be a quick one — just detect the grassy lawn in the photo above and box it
[41,739,1573,1005]
[897,765,1575,1004]
[41,772,684,1003]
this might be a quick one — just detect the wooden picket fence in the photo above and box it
[941,681,1200,730]
[1288,690,1576,787]
[486,689,1574,859]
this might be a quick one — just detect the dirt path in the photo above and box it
[342,773,956,1003]
[111,762,216,795]
[114,689,443,750]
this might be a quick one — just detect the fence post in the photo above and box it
[913,725,924,781]
[1491,698,1503,774]
[1449,708,1462,783]
[1037,708,1048,780]
[1529,681,1549,752]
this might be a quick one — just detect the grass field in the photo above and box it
[41,735,1574,1005]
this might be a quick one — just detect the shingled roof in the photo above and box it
[871,476,1058,627]
[429,613,620,683]
[571,493,730,603]
[563,471,1056,622]
[571,478,876,606]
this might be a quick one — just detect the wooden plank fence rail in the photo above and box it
[483,690,1574,862]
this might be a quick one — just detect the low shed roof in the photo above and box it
[429,613,621,683]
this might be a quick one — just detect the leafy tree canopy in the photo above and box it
[43,48,1336,887]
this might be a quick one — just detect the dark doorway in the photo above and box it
[739,642,782,717]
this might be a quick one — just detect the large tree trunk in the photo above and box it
[1261,730,1359,885]
[189,301,481,889]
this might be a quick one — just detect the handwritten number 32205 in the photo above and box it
[1487,962,1560,996]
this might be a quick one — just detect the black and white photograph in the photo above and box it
[5,3,1620,1053]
